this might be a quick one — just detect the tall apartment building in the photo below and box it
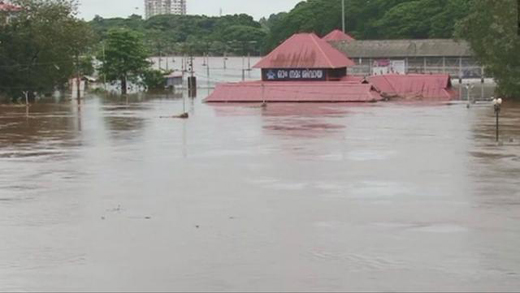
[145,0,186,19]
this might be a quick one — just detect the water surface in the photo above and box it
[1,89,520,291]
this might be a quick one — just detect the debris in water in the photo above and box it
[160,113,189,119]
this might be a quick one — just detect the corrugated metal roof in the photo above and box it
[331,39,473,58]
[0,1,21,11]
[323,29,356,42]
[254,33,356,69]
[205,81,382,103]
[368,74,458,100]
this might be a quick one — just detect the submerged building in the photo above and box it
[254,33,356,82]
[205,31,459,103]
[145,0,186,19]
[206,33,383,103]
[329,39,481,78]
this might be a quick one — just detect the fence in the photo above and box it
[347,57,488,79]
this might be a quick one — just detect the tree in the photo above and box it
[456,0,520,98]
[89,13,267,56]
[141,69,167,90]
[0,0,94,101]
[98,29,150,95]
[374,0,471,39]
[263,0,472,52]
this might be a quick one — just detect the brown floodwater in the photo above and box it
[1,90,520,291]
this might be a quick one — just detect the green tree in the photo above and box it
[0,0,94,101]
[263,0,472,51]
[89,13,267,56]
[141,69,167,90]
[374,0,470,39]
[456,0,520,98]
[98,29,150,95]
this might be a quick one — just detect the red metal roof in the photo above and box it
[254,33,356,69]
[0,1,21,12]
[323,29,356,42]
[368,74,458,101]
[205,81,382,103]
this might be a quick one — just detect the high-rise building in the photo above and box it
[145,0,186,19]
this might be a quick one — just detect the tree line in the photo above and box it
[90,13,267,56]
[89,0,472,55]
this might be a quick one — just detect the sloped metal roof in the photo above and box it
[205,81,382,103]
[254,33,356,69]
[322,29,356,42]
[368,74,458,100]
[331,39,473,58]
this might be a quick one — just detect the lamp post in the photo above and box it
[492,97,503,142]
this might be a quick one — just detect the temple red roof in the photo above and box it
[254,33,355,69]
[323,29,356,42]
[205,81,383,103]
[368,74,458,101]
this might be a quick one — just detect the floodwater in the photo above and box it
[1,62,520,291]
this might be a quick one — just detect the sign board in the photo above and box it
[390,60,406,74]
[371,60,406,75]
[262,69,326,81]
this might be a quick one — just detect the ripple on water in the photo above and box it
[373,222,469,234]
[308,250,406,272]
[346,150,396,161]
[408,224,469,233]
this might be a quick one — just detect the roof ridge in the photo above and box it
[310,34,335,68]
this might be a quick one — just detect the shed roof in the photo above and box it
[205,81,382,103]
[368,74,458,100]
[0,1,21,12]
[331,39,473,58]
[254,33,355,69]
[322,29,356,42]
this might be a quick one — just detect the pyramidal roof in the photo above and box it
[323,29,356,42]
[254,33,355,69]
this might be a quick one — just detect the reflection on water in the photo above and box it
[1,90,520,291]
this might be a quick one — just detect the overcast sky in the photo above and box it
[78,0,303,21]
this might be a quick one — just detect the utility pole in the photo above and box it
[342,0,346,33]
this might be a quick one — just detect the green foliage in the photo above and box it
[79,55,95,76]
[98,29,151,94]
[0,0,94,100]
[264,0,472,51]
[375,0,471,39]
[456,0,520,98]
[141,69,167,90]
[90,13,266,56]
[88,0,474,56]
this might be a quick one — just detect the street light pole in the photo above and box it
[493,97,503,142]
[342,0,346,33]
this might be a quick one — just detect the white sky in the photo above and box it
[78,0,303,20]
